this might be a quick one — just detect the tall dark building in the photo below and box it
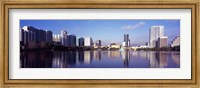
[67,34,76,47]
[124,34,130,47]
[39,29,46,42]
[96,40,101,46]
[21,26,52,45]
[46,30,53,43]
[78,37,84,47]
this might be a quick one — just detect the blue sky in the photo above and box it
[20,20,180,46]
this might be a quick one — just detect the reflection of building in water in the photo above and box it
[131,51,151,60]
[139,51,148,59]
[93,50,101,60]
[52,51,76,68]
[84,51,92,64]
[52,52,63,68]
[108,51,120,58]
[171,52,180,66]
[157,52,168,68]
[20,51,53,68]
[78,51,84,63]
[121,51,130,68]
[148,51,168,68]
[66,51,76,65]
[149,52,159,68]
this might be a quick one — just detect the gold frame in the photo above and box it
[0,0,199,88]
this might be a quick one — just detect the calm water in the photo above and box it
[20,50,180,68]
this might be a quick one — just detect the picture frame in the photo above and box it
[0,0,199,88]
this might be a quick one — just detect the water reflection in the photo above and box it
[20,50,180,68]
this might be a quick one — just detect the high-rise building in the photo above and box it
[84,37,93,47]
[67,34,76,47]
[158,36,168,48]
[76,37,79,47]
[96,40,101,47]
[53,34,61,42]
[78,37,84,47]
[46,30,52,43]
[21,26,49,44]
[170,36,180,47]
[20,28,24,42]
[39,29,46,42]
[61,30,68,46]
[124,34,130,47]
[149,26,164,48]
[21,26,36,44]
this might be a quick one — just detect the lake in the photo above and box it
[20,50,180,68]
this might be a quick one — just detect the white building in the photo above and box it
[149,26,164,48]
[171,36,180,47]
[122,42,126,47]
[60,30,68,46]
[84,37,93,47]
[46,30,53,43]
[76,37,79,46]
[53,34,61,42]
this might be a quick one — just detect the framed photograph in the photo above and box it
[1,0,199,88]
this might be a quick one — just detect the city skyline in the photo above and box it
[20,20,180,46]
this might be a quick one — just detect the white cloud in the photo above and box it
[121,22,146,30]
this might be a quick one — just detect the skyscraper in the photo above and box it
[84,37,93,47]
[96,40,101,47]
[46,30,52,43]
[39,29,46,42]
[158,36,168,48]
[124,34,130,47]
[22,26,36,44]
[149,26,164,48]
[21,26,48,44]
[78,37,84,47]
[76,37,79,47]
[61,30,67,46]
[67,34,76,47]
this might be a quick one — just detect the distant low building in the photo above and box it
[171,36,180,47]
[131,46,140,51]
[53,34,61,43]
[110,43,120,49]
[140,45,148,48]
